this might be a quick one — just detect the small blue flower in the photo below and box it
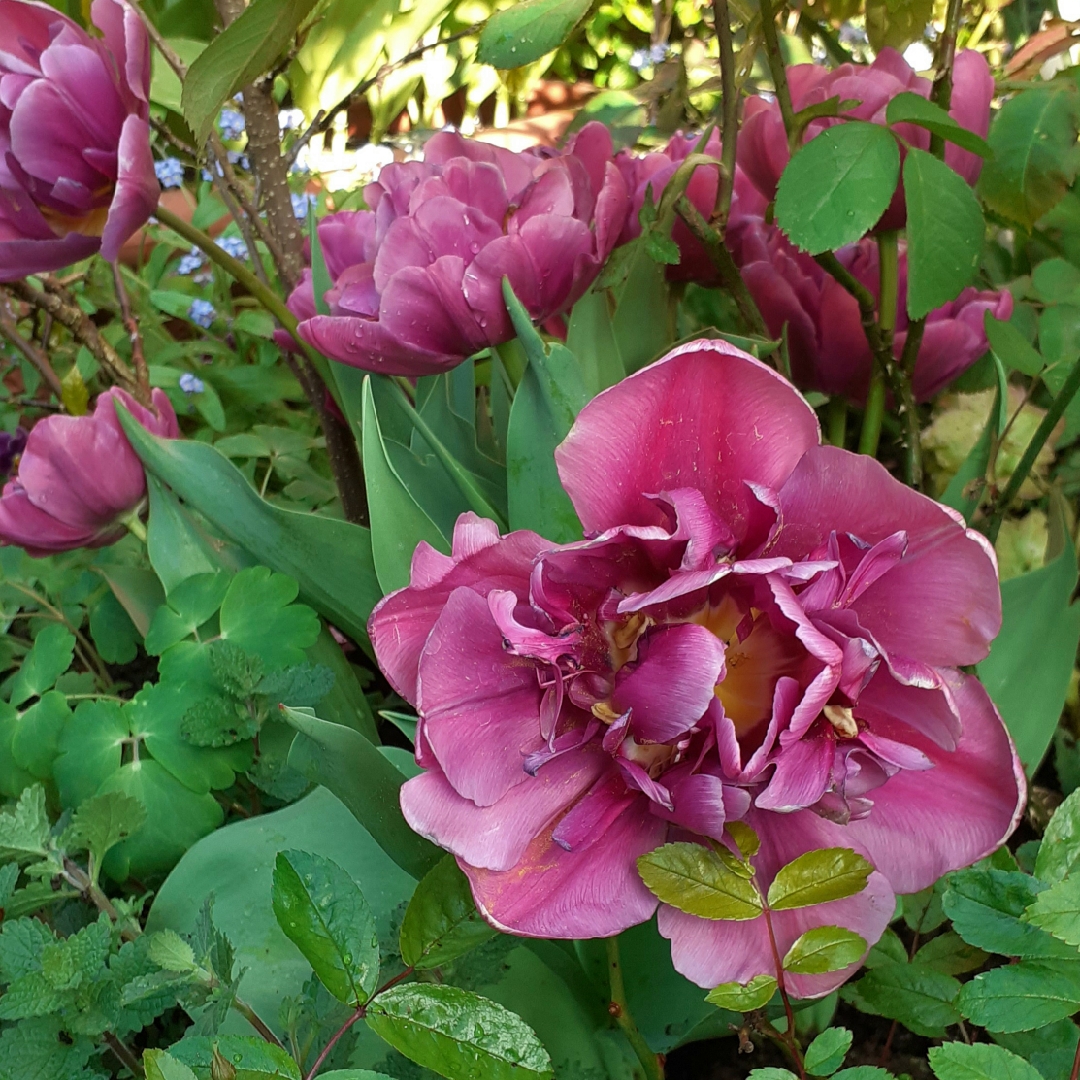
[179,372,206,395]
[650,42,670,63]
[279,108,304,132]
[216,236,248,260]
[219,107,246,141]
[188,299,216,329]
[291,191,315,219]
[630,43,669,70]
[154,157,185,189]
[177,248,205,275]
[226,149,250,170]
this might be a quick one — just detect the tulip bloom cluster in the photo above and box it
[291,123,628,375]
[371,341,1023,992]
[0,388,178,555]
[0,0,158,280]
[729,215,1014,402]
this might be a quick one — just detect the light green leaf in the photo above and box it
[271,849,379,1005]
[903,148,984,320]
[219,566,320,670]
[181,0,320,142]
[12,691,70,779]
[146,929,197,973]
[399,854,496,970]
[9,624,75,707]
[767,848,873,911]
[1036,788,1080,884]
[957,961,1080,1033]
[885,92,992,157]
[804,1027,853,1077]
[167,1034,302,1080]
[366,983,554,1080]
[0,786,50,863]
[477,0,591,68]
[146,476,226,595]
[985,314,1044,377]
[783,927,867,975]
[637,842,763,920]
[704,974,777,1012]
[775,122,900,254]
[65,791,147,869]
[1024,876,1080,946]
[145,1048,200,1080]
[930,1040,1045,1080]
[53,700,127,809]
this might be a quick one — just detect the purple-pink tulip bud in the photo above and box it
[0,0,158,281]
[729,214,1013,402]
[0,388,178,556]
[738,49,993,232]
[289,123,630,376]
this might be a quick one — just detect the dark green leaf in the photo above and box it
[477,0,591,68]
[12,691,70,779]
[844,961,961,1036]
[0,786,50,863]
[930,1042,1044,1080]
[282,704,440,878]
[88,590,139,665]
[271,849,379,1005]
[9,624,74,707]
[885,92,992,157]
[1036,788,1080,884]
[167,1034,302,1080]
[767,848,873,911]
[978,541,1080,775]
[978,81,1080,229]
[366,983,555,1080]
[399,854,497,970]
[637,842,762,920]
[1025,875,1080,946]
[985,314,1045,377]
[218,567,320,671]
[911,932,988,976]
[783,927,867,975]
[775,122,901,254]
[147,476,225,594]
[704,974,777,1011]
[957,961,1080,1033]
[804,1027,853,1077]
[181,0,320,142]
[117,408,381,648]
[65,791,146,870]
[145,1049,200,1080]
[903,148,984,320]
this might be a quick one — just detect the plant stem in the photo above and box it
[122,512,148,543]
[103,1032,145,1077]
[758,0,798,151]
[858,233,898,458]
[234,997,287,1049]
[1068,1028,1080,1080]
[987,353,1080,541]
[606,937,664,1080]
[712,0,739,227]
[826,396,847,447]
[0,302,64,399]
[112,264,151,404]
[761,906,806,1080]
[674,196,769,338]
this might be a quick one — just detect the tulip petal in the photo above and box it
[100,114,156,261]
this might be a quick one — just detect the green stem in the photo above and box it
[987,353,1080,541]
[859,375,886,457]
[606,937,664,1080]
[386,377,508,530]
[858,233,898,458]
[758,0,798,150]
[122,511,147,543]
[826,396,847,448]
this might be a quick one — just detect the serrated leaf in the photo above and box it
[147,929,197,973]
[904,148,985,320]
[911,931,988,976]
[0,916,54,981]
[399,854,496,970]
[257,664,335,708]
[1037,788,1080,884]
[783,926,867,975]
[767,848,873,911]
[885,92,992,157]
[846,961,961,1036]
[0,861,18,907]
[929,1041,1045,1080]
[145,1050,200,1080]
[748,1070,798,1080]
[8,624,75,707]
[66,791,147,869]
[775,121,900,254]
[208,639,265,699]
[804,1027,853,1077]
[637,842,763,920]
[272,849,379,1006]
[181,0,320,142]
[366,983,554,1080]
[0,970,64,1018]
[181,696,258,749]
[957,961,1080,1032]
[704,974,777,1011]
[0,786,50,863]
[0,1015,95,1080]
[943,868,1078,959]
[1024,875,1080,946]
[476,0,590,68]
[167,1034,302,1080]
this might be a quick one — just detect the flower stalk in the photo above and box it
[606,937,665,1080]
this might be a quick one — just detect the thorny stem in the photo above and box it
[674,195,769,339]
[1068,1027,1080,1080]
[711,0,739,227]
[305,967,415,1080]
[112,264,151,403]
[986,351,1080,541]
[103,1032,145,1078]
[0,300,63,398]
[758,0,798,152]
[761,904,806,1080]
[606,937,665,1080]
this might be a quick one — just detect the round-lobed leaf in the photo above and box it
[775,122,900,254]
[638,842,763,920]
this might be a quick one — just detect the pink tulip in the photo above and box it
[614,130,768,284]
[0,388,178,555]
[291,123,629,375]
[0,0,157,280]
[729,214,1013,402]
[370,340,1024,995]
[738,49,993,232]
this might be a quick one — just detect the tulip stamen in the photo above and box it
[823,704,859,739]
